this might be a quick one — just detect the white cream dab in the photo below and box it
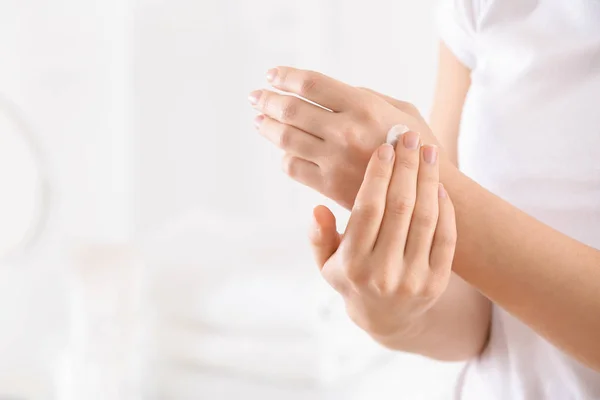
[385,124,410,147]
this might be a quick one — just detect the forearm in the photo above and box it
[442,164,600,370]
[252,64,599,367]
[375,274,491,361]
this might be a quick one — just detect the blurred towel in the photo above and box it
[137,208,391,385]
[158,319,388,386]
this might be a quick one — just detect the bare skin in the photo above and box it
[250,43,490,362]
[250,45,600,371]
[310,138,457,351]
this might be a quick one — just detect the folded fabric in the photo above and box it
[138,208,336,334]
[147,262,393,384]
[137,208,391,384]
[148,260,336,336]
[155,319,389,386]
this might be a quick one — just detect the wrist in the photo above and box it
[370,315,429,351]
[439,153,468,195]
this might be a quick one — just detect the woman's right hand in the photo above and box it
[309,133,457,346]
[251,67,448,211]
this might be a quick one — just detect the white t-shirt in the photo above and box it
[437,0,600,398]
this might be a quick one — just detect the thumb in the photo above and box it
[309,205,340,270]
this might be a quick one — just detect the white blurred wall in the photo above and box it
[133,0,438,232]
[0,1,133,397]
[0,0,134,242]
[0,0,441,398]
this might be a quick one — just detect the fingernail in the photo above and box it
[378,144,395,162]
[254,115,265,128]
[423,145,438,164]
[386,124,410,147]
[403,131,420,150]
[248,90,262,105]
[438,183,447,198]
[266,68,278,83]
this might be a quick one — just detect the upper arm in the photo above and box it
[429,41,472,166]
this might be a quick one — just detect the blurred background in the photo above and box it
[0,0,463,398]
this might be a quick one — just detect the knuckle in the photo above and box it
[318,168,336,191]
[437,231,458,249]
[278,126,294,150]
[341,259,369,286]
[353,104,374,122]
[280,98,298,121]
[419,170,439,184]
[299,71,320,96]
[369,278,396,297]
[282,156,299,178]
[371,168,389,182]
[336,121,358,143]
[371,161,391,179]
[421,279,443,299]
[277,67,289,86]
[352,203,380,222]
[412,210,438,228]
[387,194,415,216]
[396,156,419,172]
[398,274,422,297]
[260,91,272,110]
[346,94,375,121]
[338,126,371,158]
[345,266,368,286]
[423,270,451,297]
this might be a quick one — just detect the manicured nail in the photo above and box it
[438,184,447,198]
[403,131,420,150]
[254,115,265,128]
[423,145,438,164]
[248,90,262,105]
[378,144,395,162]
[386,124,409,147]
[266,68,278,83]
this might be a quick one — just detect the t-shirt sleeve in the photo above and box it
[435,0,480,69]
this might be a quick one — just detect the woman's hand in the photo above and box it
[308,134,457,346]
[249,66,444,210]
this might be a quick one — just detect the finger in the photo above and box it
[429,184,457,276]
[374,130,421,259]
[404,145,440,263]
[357,87,421,117]
[266,67,358,112]
[309,205,340,270]
[282,154,322,191]
[342,143,395,258]
[249,90,336,139]
[255,115,324,163]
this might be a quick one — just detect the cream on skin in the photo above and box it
[249,66,600,371]
[385,124,410,147]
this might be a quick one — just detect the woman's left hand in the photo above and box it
[308,138,457,344]
[249,66,441,210]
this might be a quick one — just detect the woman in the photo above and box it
[249,0,600,398]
